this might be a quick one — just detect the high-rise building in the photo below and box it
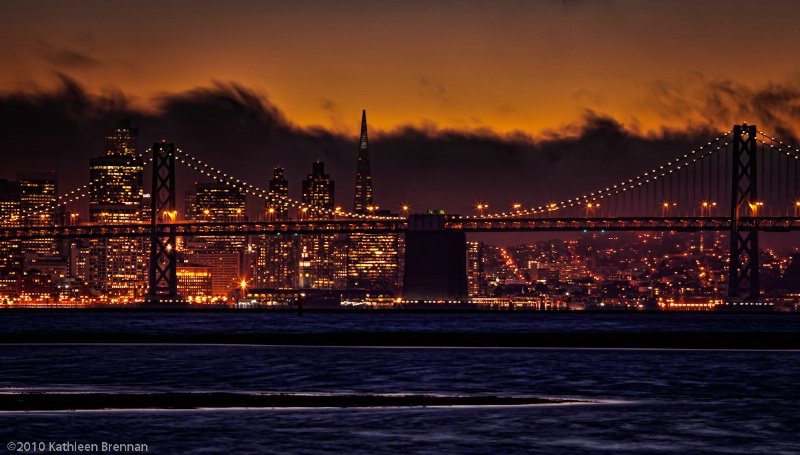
[0,180,22,273]
[195,182,246,222]
[182,247,240,298]
[257,167,297,288]
[18,172,58,255]
[302,161,335,218]
[193,181,247,251]
[346,111,400,292]
[176,264,213,301]
[467,241,487,297]
[89,120,143,224]
[353,110,373,214]
[257,234,298,289]
[267,167,289,219]
[346,232,400,291]
[300,161,337,288]
[87,120,146,300]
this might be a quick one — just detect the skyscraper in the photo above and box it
[267,167,289,219]
[302,161,335,217]
[346,111,401,292]
[299,161,337,288]
[195,182,246,223]
[18,172,58,256]
[353,110,373,214]
[257,167,297,289]
[0,180,22,273]
[88,120,146,300]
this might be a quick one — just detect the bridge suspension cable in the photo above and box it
[17,150,154,223]
[477,131,733,219]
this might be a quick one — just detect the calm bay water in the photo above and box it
[1,312,799,454]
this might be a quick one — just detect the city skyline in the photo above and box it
[2,1,800,222]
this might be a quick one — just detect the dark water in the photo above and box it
[1,313,799,454]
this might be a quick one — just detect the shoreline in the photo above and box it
[0,392,575,411]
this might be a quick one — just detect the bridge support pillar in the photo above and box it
[402,214,468,302]
[728,124,760,299]
[145,142,183,305]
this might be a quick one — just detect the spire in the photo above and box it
[353,110,373,214]
[360,110,368,151]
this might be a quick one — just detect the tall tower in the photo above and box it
[300,161,338,288]
[302,161,335,217]
[0,180,22,273]
[353,110,373,214]
[17,172,58,255]
[257,166,297,289]
[346,111,400,292]
[268,167,289,220]
[88,120,146,300]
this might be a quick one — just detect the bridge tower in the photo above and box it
[402,213,469,302]
[145,141,182,304]
[728,124,759,299]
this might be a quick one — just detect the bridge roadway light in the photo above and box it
[701,201,717,216]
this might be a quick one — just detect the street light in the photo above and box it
[267,207,275,221]
[401,204,410,217]
[585,202,599,217]
[476,203,488,217]
[512,203,521,213]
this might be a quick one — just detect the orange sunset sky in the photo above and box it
[2,0,800,138]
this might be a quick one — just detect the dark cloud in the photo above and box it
[36,39,101,69]
[0,76,790,221]
[319,97,349,133]
[646,74,800,140]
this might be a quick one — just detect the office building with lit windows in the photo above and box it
[182,247,240,298]
[177,264,213,301]
[353,110,373,214]
[17,172,58,256]
[195,182,246,222]
[346,111,401,292]
[87,120,146,300]
[346,232,400,291]
[192,182,247,252]
[267,167,289,219]
[467,241,487,297]
[256,167,297,289]
[0,180,22,273]
[299,161,338,289]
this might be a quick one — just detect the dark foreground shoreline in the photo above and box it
[0,393,570,411]
[2,331,799,349]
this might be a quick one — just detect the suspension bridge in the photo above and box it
[3,124,800,303]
